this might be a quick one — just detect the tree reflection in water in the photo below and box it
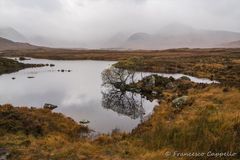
[102,88,145,121]
[101,67,145,121]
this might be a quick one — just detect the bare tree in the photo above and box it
[102,67,135,90]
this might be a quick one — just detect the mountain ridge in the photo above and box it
[0,27,27,42]
[122,24,240,49]
[0,36,37,51]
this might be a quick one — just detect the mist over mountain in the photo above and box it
[1,23,240,50]
[29,35,87,49]
[102,33,129,49]
[222,40,240,48]
[0,37,36,51]
[0,27,27,42]
[122,23,240,49]
[1,0,240,49]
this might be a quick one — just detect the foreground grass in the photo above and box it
[131,85,240,159]
[1,85,239,160]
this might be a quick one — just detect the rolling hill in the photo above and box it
[0,37,37,51]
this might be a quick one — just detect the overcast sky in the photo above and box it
[0,0,240,47]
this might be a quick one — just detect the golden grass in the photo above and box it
[131,86,240,158]
[232,59,240,64]
[0,86,239,160]
[1,48,240,159]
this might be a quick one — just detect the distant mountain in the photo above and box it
[128,32,151,41]
[123,23,240,49]
[0,27,27,42]
[0,37,37,51]
[222,40,240,48]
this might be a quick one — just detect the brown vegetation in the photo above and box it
[1,85,239,159]
[0,48,239,60]
[114,49,240,87]
[2,48,240,86]
[0,48,240,159]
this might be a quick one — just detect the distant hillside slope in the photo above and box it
[122,23,240,49]
[0,37,37,51]
[222,40,240,48]
[0,27,27,42]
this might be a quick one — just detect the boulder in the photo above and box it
[172,96,189,109]
[0,148,10,160]
[43,103,58,110]
[19,57,29,61]
[166,82,176,89]
[169,76,175,81]
[179,76,191,81]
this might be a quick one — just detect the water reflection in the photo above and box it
[102,89,145,121]
[0,59,156,133]
[100,65,218,124]
[101,66,148,122]
[1,58,216,133]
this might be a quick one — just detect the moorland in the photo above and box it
[0,48,239,160]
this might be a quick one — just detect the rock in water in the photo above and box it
[79,120,90,124]
[27,76,35,79]
[179,76,191,81]
[19,57,30,61]
[43,103,58,110]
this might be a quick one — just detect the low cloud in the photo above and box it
[0,0,239,48]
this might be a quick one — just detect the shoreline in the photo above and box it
[0,48,239,159]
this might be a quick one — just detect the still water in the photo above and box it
[0,58,217,133]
